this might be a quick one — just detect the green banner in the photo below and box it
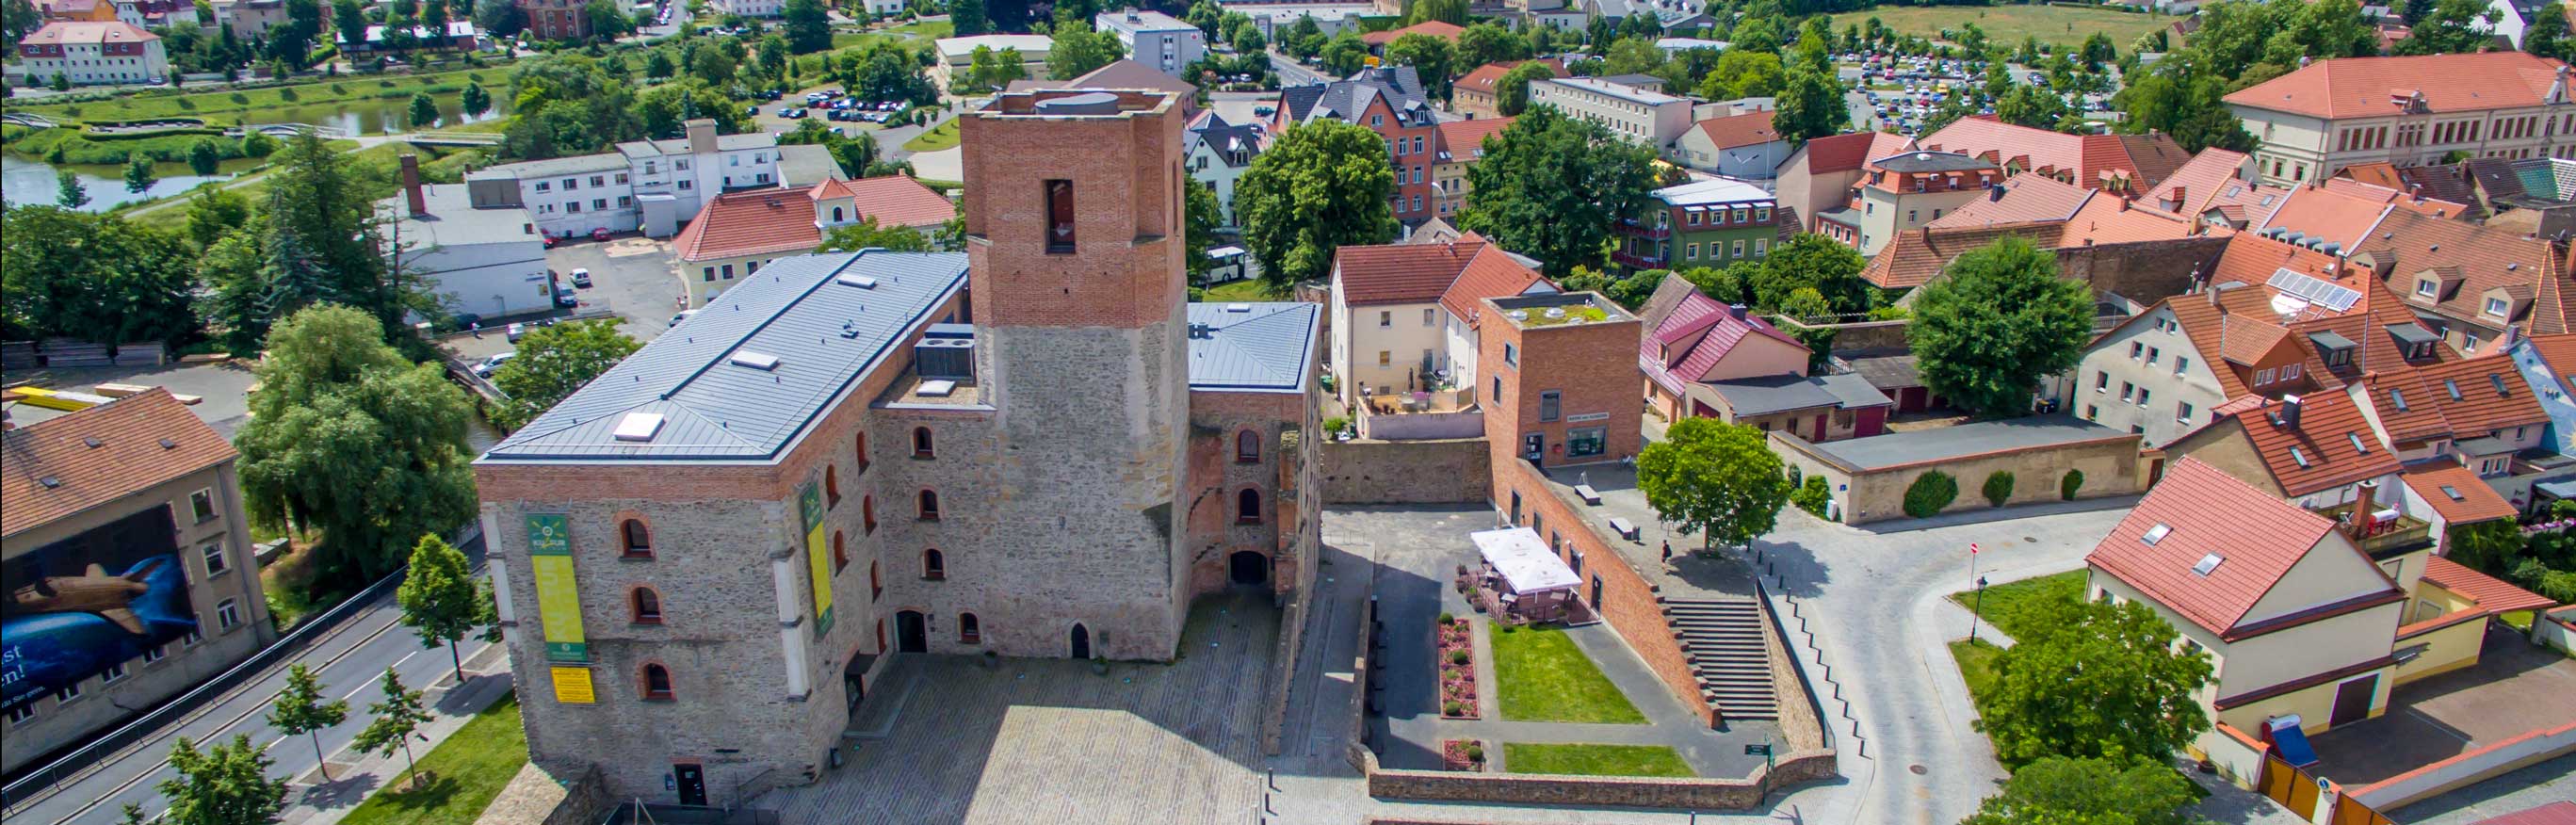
[801,483,834,634]
[526,513,588,663]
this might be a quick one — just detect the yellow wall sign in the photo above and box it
[526,513,588,662]
[551,667,596,704]
[800,483,834,634]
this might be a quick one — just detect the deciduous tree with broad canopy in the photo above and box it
[1975,596,2214,767]
[1911,236,2093,419]
[1457,105,1659,277]
[1960,756,2209,825]
[1633,417,1791,554]
[1233,119,1397,295]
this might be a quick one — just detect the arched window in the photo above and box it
[923,548,945,580]
[1236,429,1260,462]
[913,427,934,459]
[831,206,846,223]
[630,587,662,623]
[825,466,841,508]
[621,519,652,558]
[918,490,941,521]
[959,612,980,644]
[1237,488,1263,525]
[863,495,877,533]
[869,560,882,599]
[641,664,673,701]
[854,431,870,473]
[833,531,848,573]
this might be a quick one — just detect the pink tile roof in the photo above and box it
[1335,233,1547,316]
[1927,173,2093,229]
[1688,111,1780,150]
[2224,52,2570,121]
[1636,275,1803,396]
[1361,20,1464,46]
[2087,458,2345,638]
[2055,195,2195,247]
[1793,131,1914,175]
[1919,116,2186,195]
[810,174,955,229]
[20,20,155,45]
[2422,556,2560,615]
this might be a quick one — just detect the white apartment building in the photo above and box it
[464,119,780,239]
[1528,75,1694,150]
[713,0,780,16]
[1187,114,1267,226]
[1096,8,1204,78]
[2224,52,2576,186]
[382,156,557,320]
[15,21,165,87]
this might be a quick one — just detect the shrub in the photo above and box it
[1436,611,1453,624]
[1443,700,1465,717]
[1466,743,1484,762]
[229,92,251,105]
[1904,471,1958,518]
[1450,650,1470,666]
[278,88,298,101]
[1322,415,1351,435]
[2060,469,2084,501]
[1790,475,1831,517]
[1982,471,2016,508]
[1786,464,1802,488]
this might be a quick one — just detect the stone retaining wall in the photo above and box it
[475,763,608,825]
[1357,746,1838,810]
[1322,437,1492,504]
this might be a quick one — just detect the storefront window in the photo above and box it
[1567,427,1606,458]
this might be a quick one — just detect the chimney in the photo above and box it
[2118,196,2131,212]
[1727,303,1749,320]
[2277,394,2304,429]
[400,154,426,217]
[1988,186,2006,202]
[2347,480,2379,540]
[2503,323,2525,350]
[687,118,718,156]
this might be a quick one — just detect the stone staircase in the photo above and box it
[1666,598,1778,721]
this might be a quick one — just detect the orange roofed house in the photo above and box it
[1326,233,1556,431]
[673,176,954,307]
[2223,52,2576,187]
[1917,115,2190,198]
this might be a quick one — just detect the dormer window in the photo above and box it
[2416,279,2438,297]
[2485,297,2510,317]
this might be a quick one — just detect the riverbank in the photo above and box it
[2,65,513,132]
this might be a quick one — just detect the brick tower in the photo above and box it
[957,89,1192,660]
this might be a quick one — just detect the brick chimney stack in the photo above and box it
[400,154,426,217]
[2347,480,2379,539]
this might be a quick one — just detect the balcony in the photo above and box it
[1612,219,1670,240]
[1611,249,1665,269]
[1355,387,1483,441]
[2314,503,2434,557]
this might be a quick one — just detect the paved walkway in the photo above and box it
[279,650,516,825]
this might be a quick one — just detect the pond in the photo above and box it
[0,154,247,212]
[248,90,513,136]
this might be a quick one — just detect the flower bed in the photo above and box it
[1440,738,1488,771]
[1437,614,1479,719]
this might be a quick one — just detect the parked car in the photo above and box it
[591,227,613,241]
[556,291,579,309]
[506,322,527,342]
[473,351,516,378]
[570,268,592,288]
[669,310,697,328]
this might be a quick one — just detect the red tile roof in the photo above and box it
[2087,458,2347,638]
[1793,130,1914,175]
[2366,207,2574,337]
[1927,173,2094,229]
[1434,117,1514,161]
[811,175,955,229]
[2409,354,2551,435]
[1439,241,1550,322]
[673,185,823,262]
[1857,221,2063,289]
[2422,556,2560,615]
[1361,20,1464,46]
[2223,52,2570,121]
[2252,184,2404,251]
[2468,801,2576,825]
[1454,58,1565,97]
[2055,195,2195,247]
[2,390,235,538]
[1335,233,1547,317]
[2400,462,2519,525]
[1919,116,2187,195]
[1687,111,1779,150]
[2219,391,2405,497]
[2526,333,2576,396]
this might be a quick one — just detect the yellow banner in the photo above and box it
[551,667,595,704]
[801,483,834,634]
[526,513,587,662]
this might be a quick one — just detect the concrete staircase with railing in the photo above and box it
[1665,597,1778,721]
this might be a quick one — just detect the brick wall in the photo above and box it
[1493,459,1714,728]
[1479,299,1645,470]
[963,90,1188,330]
[2056,235,2230,308]
[1357,747,1839,809]
[1322,437,1493,503]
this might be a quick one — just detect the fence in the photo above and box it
[0,522,483,816]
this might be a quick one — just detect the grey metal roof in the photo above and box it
[1874,151,1997,173]
[1281,67,1433,128]
[1698,373,1890,416]
[774,144,840,186]
[478,251,969,463]
[471,153,632,180]
[614,133,776,159]
[1834,348,1924,391]
[1188,302,1318,394]
[381,184,536,251]
[1798,414,2130,471]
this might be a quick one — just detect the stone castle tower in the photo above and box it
[957,90,1193,660]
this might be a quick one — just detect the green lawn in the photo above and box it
[1829,4,2171,50]
[1947,570,2086,640]
[1489,623,1646,724]
[5,67,508,125]
[338,693,527,825]
[1194,279,1280,302]
[1950,638,2003,703]
[903,120,961,153]
[1502,742,1695,777]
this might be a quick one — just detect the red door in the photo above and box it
[1814,413,1828,440]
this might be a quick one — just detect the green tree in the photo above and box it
[1319,30,1369,75]
[1748,234,1871,313]
[1960,757,2208,825]
[1698,49,1783,100]
[1995,84,2072,131]
[265,664,350,782]
[56,170,88,208]
[2395,0,2494,55]
[332,0,366,46]
[1404,0,1465,24]
[235,305,478,584]
[820,216,935,253]
[1494,60,1553,116]
[489,318,645,429]
[782,0,829,52]
[397,533,485,681]
[1633,417,1791,553]
[1047,24,1123,79]
[1977,597,2213,766]
[407,91,439,128]
[950,0,988,35]
[1,206,200,347]
[1283,13,1324,59]
[2528,3,2572,59]
[188,138,224,176]
[270,0,321,67]
[2448,519,2528,574]
[160,735,287,825]
[461,83,492,118]
[50,72,69,91]
[473,0,525,39]
[124,155,156,194]
[1385,32,1456,99]
[1455,22,1530,66]
[1772,64,1850,143]
[1234,119,1397,294]
[582,0,631,42]
[1457,105,1658,276]
[1911,236,2092,419]
[644,49,676,78]
[1183,178,1222,283]
[3,0,40,45]
[184,187,252,249]
[351,669,433,785]
[1776,286,1834,371]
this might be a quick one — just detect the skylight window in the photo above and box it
[836,273,878,289]
[2348,432,2370,453]
[2439,484,2465,501]
[917,380,957,397]
[2289,446,2310,468]
[1224,302,1253,313]
[613,412,667,443]
[2444,379,2463,400]
[2491,374,2510,396]
[2193,553,2225,576]
[2142,524,2172,545]
[730,351,782,371]
[2390,389,2409,412]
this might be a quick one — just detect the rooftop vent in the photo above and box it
[730,351,783,371]
[613,412,667,443]
[2192,552,2225,576]
[2142,523,2172,545]
[158,438,177,449]
[82,436,101,448]
[916,379,957,397]
[836,273,879,289]
[1224,302,1253,313]
[915,332,977,380]
[1036,91,1122,116]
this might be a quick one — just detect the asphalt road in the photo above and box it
[6,533,501,825]
[1269,50,1336,88]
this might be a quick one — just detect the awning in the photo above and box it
[1471,527,1579,595]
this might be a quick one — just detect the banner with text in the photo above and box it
[800,484,834,635]
[527,513,588,663]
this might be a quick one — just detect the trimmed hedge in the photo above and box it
[1982,471,2016,508]
[1791,475,1832,519]
[1904,471,1958,519]
[2060,469,2084,500]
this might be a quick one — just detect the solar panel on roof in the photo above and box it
[2265,268,2361,313]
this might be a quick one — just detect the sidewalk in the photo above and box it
[279,644,516,825]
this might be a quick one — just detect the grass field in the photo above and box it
[1490,623,1647,724]
[1830,4,2171,50]
[1950,638,2003,702]
[1947,569,2086,640]
[1195,279,1279,301]
[4,66,509,124]
[904,120,961,152]
[338,693,527,825]
[1503,743,1695,777]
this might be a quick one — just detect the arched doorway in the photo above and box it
[1069,623,1091,659]
[895,610,928,653]
[1229,551,1269,586]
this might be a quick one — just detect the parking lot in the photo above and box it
[441,235,685,369]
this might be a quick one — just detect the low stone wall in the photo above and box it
[476,763,608,825]
[1359,746,1838,809]
[1323,437,1492,504]
[1770,315,1908,351]
[1758,593,1828,752]
[1258,591,1310,755]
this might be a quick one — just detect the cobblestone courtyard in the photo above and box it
[756,591,1278,825]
